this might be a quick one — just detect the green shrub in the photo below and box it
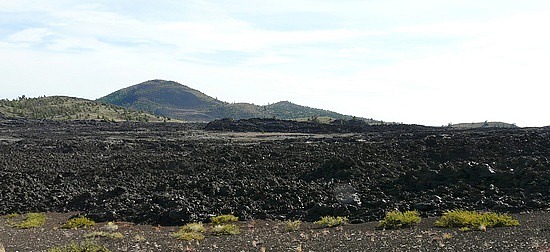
[378,210,421,229]
[435,210,519,231]
[62,216,96,229]
[211,214,239,224]
[173,222,206,241]
[47,240,110,252]
[282,220,302,232]
[314,216,348,228]
[211,224,240,236]
[13,213,46,229]
[179,222,206,233]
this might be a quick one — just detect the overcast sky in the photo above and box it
[1,1,549,126]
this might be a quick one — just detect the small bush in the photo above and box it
[435,210,519,231]
[179,222,206,233]
[282,220,302,232]
[174,231,205,241]
[314,216,348,228]
[62,216,96,229]
[378,210,421,229]
[173,222,206,241]
[211,214,238,224]
[211,224,240,236]
[13,213,46,229]
[47,240,110,252]
[84,231,124,239]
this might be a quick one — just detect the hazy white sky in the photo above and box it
[1,0,549,126]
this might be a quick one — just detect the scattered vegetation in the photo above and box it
[181,222,207,233]
[62,216,96,229]
[435,210,519,231]
[47,240,110,252]
[83,231,124,239]
[11,212,46,229]
[263,101,365,122]
[282,220,302,232]
[173,222,206,241]
[0,95,171,122]
[378,210,421,229]
[0,81,381,123]
[211,214,239,224]
[211,224,241,236]
[314,216,348,228]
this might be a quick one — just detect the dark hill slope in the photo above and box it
[97,80,224,121]
[97,80,377,123]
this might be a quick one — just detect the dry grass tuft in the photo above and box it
[211,224,240,236]
[282,220,302,232]
[47,240,110,252]
[211,214,238,224]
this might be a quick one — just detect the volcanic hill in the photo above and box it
[96,79,378,123]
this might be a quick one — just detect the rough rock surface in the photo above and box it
[204,118,431,133]
[0,118,548,226]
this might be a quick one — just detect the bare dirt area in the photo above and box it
[0,211,548,251]
[0,117,549,251]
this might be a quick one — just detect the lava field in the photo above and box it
[0,117,548,225]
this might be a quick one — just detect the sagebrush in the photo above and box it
[378,210,421,229]
[62,216,96,229]
[173,222,206,241]
[314,216,348,228]
[435,210,519,231]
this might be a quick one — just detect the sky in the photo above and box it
[1,0,549,126]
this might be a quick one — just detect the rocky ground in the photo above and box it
[0,211,548,251]
[0,117,549,251]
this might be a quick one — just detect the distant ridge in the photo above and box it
[0,96,171,122]
[97,79,380,123]
[449,121,518,129]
